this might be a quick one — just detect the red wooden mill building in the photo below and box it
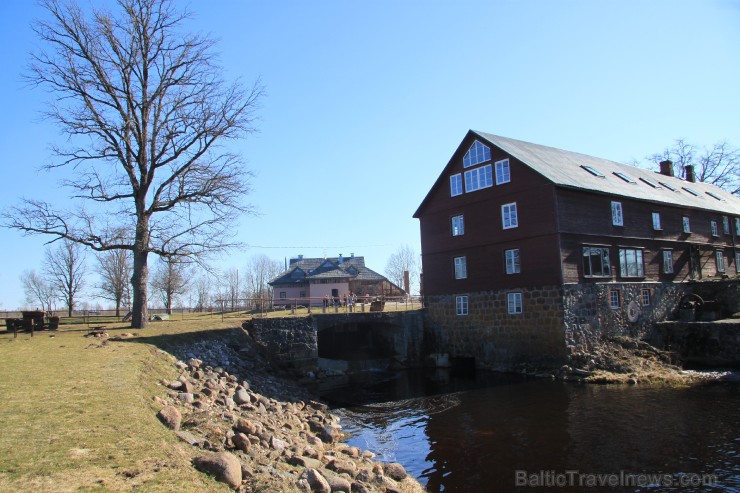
[414,130,740,369]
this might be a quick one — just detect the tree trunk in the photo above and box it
[131,247,149,328]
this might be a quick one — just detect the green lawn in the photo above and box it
[0,319,239,493]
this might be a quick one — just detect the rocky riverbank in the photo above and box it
[152,327,425,493]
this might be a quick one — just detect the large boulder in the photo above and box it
[383,462,408,481]
[192,452,242,489]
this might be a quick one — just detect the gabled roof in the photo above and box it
[269,256,388,286]
[415,130,740,217]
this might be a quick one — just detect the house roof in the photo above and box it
[414,130,740,217]
[269,256,388,286]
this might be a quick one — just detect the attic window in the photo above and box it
[682,187,701,197]
[706,191,723,201]
[639,177,659,188]
[659,181,677,191]
[581,165,604,177]
[290,269,305,279]
[463,140,491,168]
[613,172,636,183]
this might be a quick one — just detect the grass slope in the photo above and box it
[0,320,238,493]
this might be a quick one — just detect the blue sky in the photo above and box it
[1,0,739,309]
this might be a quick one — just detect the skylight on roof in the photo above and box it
[639,177,659,188]
[706,191,723,201]
[613,172,636,183]
[580,165,604,177]
[682,187,701,197]
[659,181,677,191]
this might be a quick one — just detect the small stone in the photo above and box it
[350,482,369,493]
[299,468,330,493]
[326,475,351,492]
[383,463,408,481]
[234,418,258,435]
[156,405,181,431]
[177,392,194,404]
[232,433,251,452]
[233,389,250,405]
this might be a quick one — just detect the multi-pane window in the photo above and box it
[450,174,463,197]
[455,295,469,316]
[619,248,644,277]
[609,289,621,308]
[735,218,740,236]
[711,220,719,237]
[279,292,287,299]
[454,256,467,279]
[502,202,518,229]
[451,215,465,236]
[464,164,493,192]
[662,250,674,274]
[652,212,661,230]
[716,251,726,273]
[736,252,740,273]
[723,216,730,235]
[505,249,520,274]
[495,159,511,185]
[583,247,611,277]
[642,289,651,306]
[683,216,691,233]
[507,292,523,314]
[611,201,623,226]
[463,141,491,168]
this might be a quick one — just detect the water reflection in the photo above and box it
[324,370,739,493]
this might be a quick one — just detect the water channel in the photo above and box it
[321,369,740,492]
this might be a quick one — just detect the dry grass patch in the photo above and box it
[0,321,239,493]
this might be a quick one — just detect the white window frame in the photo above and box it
[641,289,651,306]
[495,159,511,185]
[723,216,730,235]
[502,202,518,229]
[450,173,463,197]
[464,164,493,193]
[619,248,644,278]
[455,295,469,316]
[454,256,467,280]
[611,201,623,226]
[736,252,740,273]
[507,292,523,314]
[463,140,491,168]
[716,251,726,273]
[683,216,691,233]
[583,246,611,277]
[711,220,719,237]
[662,250,674,274]
[609,289,621,309]
[652,212,661,230]
[505,248,520,274]
[735,218,740,236]
[451,214,464,236]
[279,291,287,299]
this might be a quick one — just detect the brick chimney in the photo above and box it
[659,160,674,177]
[685,165,696,183]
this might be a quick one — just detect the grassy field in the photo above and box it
[0,318,242,493]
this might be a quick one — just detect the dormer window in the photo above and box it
[463,140,491,168]
[290,268,305,279]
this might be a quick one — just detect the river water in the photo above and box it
[321,369,740,492]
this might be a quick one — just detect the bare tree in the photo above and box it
[21,270,56,313]
[150,258,188,315]
[191,274,212,312]
[385,245,419,295]
[646,139,740,196]
[244,254,282,309]
[3,0,262,328]
[44,240,86,317]
[96,248,132,317]
[224,267,240,311]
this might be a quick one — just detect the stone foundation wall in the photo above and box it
[244,317,317,371]
[423,286,567,371]
[563,282,685,354]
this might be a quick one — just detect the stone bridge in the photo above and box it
[243,310,425,373]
